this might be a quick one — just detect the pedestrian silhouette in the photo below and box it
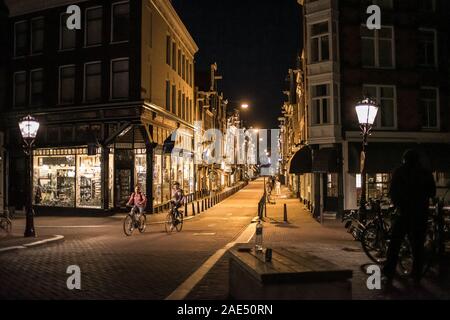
[383,149,436,286]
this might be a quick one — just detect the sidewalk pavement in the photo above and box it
[187,184,450,300]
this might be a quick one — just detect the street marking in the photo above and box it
[23,235,64,247]
[165,217,257,300]
[0,246,26,252]
[193,233,216,236]
[0,235,64,253]
[207,224,217,227]
[37,225,108,228]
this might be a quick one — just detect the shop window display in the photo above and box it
[367,173,391,200]
[76,154,102,208]
[108,152,114,209]
[33,155,76,207]
[33,148,104,209]
[183,155,190,193]
[163,154,171,203]
[154,153,162,205]
[134,149,147,195]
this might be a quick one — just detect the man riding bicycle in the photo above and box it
[127,185,147,215]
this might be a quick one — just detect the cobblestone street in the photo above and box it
[0,180,262,300]
[2,180,449,300]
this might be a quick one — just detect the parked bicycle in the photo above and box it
[0,215,12,235]
[343,209,366,241]
[165,202,184,233]
[123,206,146,236]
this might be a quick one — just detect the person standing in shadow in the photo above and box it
[383,149,436,288]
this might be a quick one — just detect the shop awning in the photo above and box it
[288,146,312,174]
[348,142,450,174]
[312,147,339,173]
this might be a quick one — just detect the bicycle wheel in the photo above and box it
[123,215,134,236]
[165,213,174,233]
[175,213,183,232]
[361,224,389,264]
[138,214,146,233]
[397,238,413,277]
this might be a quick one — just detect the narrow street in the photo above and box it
[0,180,263,300]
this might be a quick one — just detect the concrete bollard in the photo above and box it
[284,204,288,222]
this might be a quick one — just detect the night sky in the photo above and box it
[171,0,302,129]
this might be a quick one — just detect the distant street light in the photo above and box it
[355,97,379,222]
[18,115,40,237]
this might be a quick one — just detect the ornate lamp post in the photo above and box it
[355,98,379,222]
[18,115,40,237]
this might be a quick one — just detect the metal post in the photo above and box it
[359,128,368,223]
[24,144,35,237]
[284,204,288,222]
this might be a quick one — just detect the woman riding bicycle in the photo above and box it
[171,182,185,214]
[127,185,147,215]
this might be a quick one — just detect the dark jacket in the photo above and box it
[389,163,436,215]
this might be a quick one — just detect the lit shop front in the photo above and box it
[33,147,107,209]
[152,147,195,209]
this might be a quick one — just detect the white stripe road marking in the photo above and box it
[0,235,64,253]
[165,217,257,300]
[193,233,216,236]
[0,246,26,253]
[23,235,64,247]
[36,226,108,228]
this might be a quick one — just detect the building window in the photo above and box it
[111,58,129,99]
[361,26,394,68]
[182,55,186,80]
[311,84,330,125]
[171,85,176,114]
[418,29,437,67]
[422,0,436,12]
[172,42,177,70]
[310,21,330,63]
[363,85,396,128]
[178,49,181,75]
[14,71,27,107]
[166,35,171,65]
[182,93,186,120]
[86,7,103,47]
[178,90,181,116]
[112,1,130,43]
[14,21,28,57]
[165,80,171,111]
[30,69,44,106]
[31,17,44,54]
[59,65,76,105]
[84,62,102,102]
[60,13,76,50]
[420,88,439,129]
[327,174,338,197]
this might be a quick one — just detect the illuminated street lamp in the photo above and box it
[355,97,379,222]
[18,115,40,237]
